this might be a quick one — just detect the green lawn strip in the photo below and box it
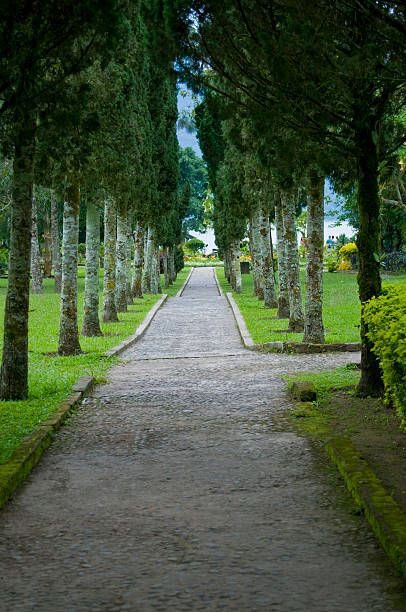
[216,267,406,345]
[0,268,188,463]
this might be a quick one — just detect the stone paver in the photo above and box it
[1,267,406,611]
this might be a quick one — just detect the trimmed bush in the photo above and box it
[363,285,406,428]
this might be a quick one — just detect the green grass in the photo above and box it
[216,267,406,345]
[284,364,361,399]
[0,268,189,463]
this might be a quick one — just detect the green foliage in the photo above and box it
[179,146,209,232]
[339,242,358,259]
[185,238,205,254]
[364,285,406,428]
[327,260,338,273]
[174,245,184,273]
[0,248,8,275]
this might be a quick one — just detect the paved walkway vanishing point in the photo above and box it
[1,267,406,611]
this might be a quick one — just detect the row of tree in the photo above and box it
[0,0,200,400]
[169,0,406,397]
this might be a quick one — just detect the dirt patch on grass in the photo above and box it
[315,390,406,513]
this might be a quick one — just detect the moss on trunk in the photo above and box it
[0,114,36,400]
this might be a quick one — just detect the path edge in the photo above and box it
[226,292,256,349]
[326,437,406,576]
[176,267,194,297]
[224,290,360,354]
[0,376,95,511]
[105,293,168,357]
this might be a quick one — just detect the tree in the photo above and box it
[185,237,206,254]
[0,0,127,398]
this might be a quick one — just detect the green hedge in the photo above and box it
[364,284,406,428]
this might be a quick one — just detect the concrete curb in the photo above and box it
[176,268,193,297]
[105,293,168,357]
[326,437,406,576]
[0,376,95,511]
[226,292,256,349]
[213,267,223,296]
[224,289,361,354]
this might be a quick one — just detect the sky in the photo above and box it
[176,86,356,251]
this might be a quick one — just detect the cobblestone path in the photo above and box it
[1,267,406,611]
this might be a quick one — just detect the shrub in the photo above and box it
[175,245,184,273]
[381,251,406,272]
[337,260,351,271]
[327,259,338,272]
[339,242,358,259]
[363,285,406,428]
[185,238,206,254]
[0,247,8,275]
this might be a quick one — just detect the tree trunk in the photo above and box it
[281,190,304,332]
[58,180,82,355]
[43,204,52,277]
[50,190,62,293]
[142,225,155,294]
[249,213,261,297]
[116,201,128,312]
[168,246,176,283]
[155,246,162,294]
[224,249,230,283]
[0,114,36,400]
[251,208,264,300]
[275,198,290,319]
[259,206,277,308]
[163,247,170,289]
[102,196,119,323]
[125,220,133,305]
[228,244,236,290]
[81,199,102,337]
[235,241,242,293]
[132,221,144,298]
[356,129,383,397]
[30,193,43,294]
[303,170,325,343]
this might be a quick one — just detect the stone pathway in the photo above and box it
[1,267,406,611]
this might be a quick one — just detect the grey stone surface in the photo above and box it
[0,267,405,611]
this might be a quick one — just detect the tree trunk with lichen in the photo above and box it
[132,221,144,298]
[50,190,62,293]
[251,208,264,300]
[163,247,169,288]
[281,190,304,332]
[43,205,52,277]
[81,199,102,337]
[30,193,43,294]
[0,114,36,400]
[155,246,162,294]
[102,196,119,323]
[303,171,325,343]
[142,225,155,294]
[233,240,242,294]
[259,206,277,308]
[275,198,290,319]
[125,217,133,305]
[356,127,383,397]
[58,180,82,355]
[249,212,261,298]
[116,201,128,312]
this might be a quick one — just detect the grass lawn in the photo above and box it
[216,267,406,344]
[0,267,189,463]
